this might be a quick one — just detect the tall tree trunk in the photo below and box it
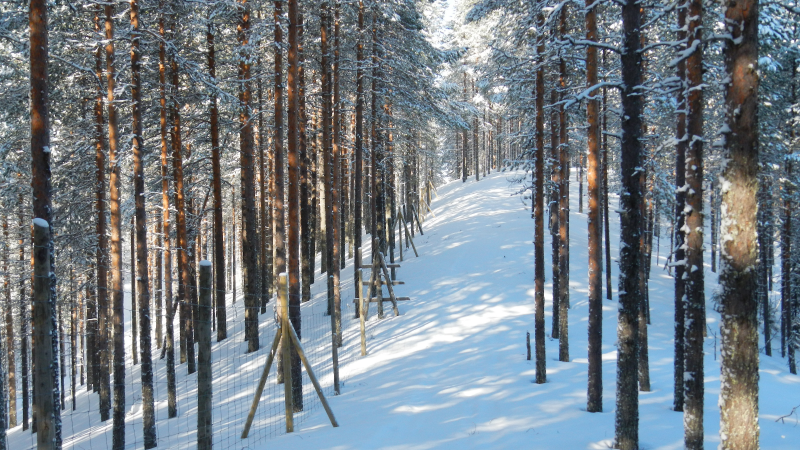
[19,207,29,431]
[557,5,570,373]
[208,16,227,341]
[273,0,287,380]
[550,82,561,341]
[239,0,260,353]
[683,0,705,444]
[3,218,15,427]
[94,4,112,420]
[354,0,365,278]
[158,5,177,417]
[718,0,760,446]
[300,11,312,303]
[533,7,546,385]
[615,0,644,446]
[585,0,602,410]
[30,0,62,443]
[673,0,688,412]
[171,52,196,373]
[473,80,479,182]
[288,0,305,408]
[131,222,138,366]
[129,0,156,443]
[101,1,124,445]
[257,23,269,314]
[462,74,468,183]
[602,50,612,301]
[782,163,794,367]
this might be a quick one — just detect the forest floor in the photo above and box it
[263,169,800,449]
[8,169,800,450]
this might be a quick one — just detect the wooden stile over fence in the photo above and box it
[242,274,338,438]
[354,237,412,355]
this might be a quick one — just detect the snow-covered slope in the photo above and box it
[264,170,800,450]
[8,170,799,449]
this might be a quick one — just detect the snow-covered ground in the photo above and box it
[9,169,800,449]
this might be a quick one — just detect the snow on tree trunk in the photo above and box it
[30,0,62,443]
[129,0,156,443]
[683,0,705,443]
[614,0,644,447]
[718,0,761,446]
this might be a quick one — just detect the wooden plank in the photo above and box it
[398,209,403,261]
[286,319,338,428]
[372,238,384,319]
[398,210,419,257]
[377,252,400,316]
[361,280,404,286]
[411,204,424,235]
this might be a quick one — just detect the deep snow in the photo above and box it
[8,169,800,449]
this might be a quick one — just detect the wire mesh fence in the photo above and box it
[4,258,362,449]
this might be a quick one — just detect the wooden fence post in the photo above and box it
[197,260,212,450]
[33,218,55,450]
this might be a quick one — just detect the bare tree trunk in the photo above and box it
[614,0,644,445]
[19,208,29,431]
[718,0,760,446]
[300,10,312,303]
[288,0,305,408]
[30,0,62,443]
[462,74,468,183]
[239,0,260,354]
[673,0,688,412]
[94,4,112,421]
[273,0,287,380]
[208,15,227,341]
[550,83,560,341]
[557,6,570,373]
[683,0,705,444]
[32,221,56,448]
[473,80,479,182]
[602,50,612,301]
[257,47,269,314]
[158,5,177,417]
[585,0,602,409]
[131,223,138,366]
[129,0,156,441]
[533,7,546,385]
[2,218,15,426]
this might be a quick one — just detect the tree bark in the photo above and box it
[287,0,305,408]
[208,16,227,341]
[129,0,156,442]
[239,0,260,353]
[354,0,365,277]
[30,0,62,443]
[557,6,570,373]
[672,0,688,412]
[2,218,15,427]
[19,207,29,431]
[533,7,546,385]
[615,0,644,446]
[158,5,177,417]
[718,0,760,446]
[683,0,705,444]
[585,0,602,409]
